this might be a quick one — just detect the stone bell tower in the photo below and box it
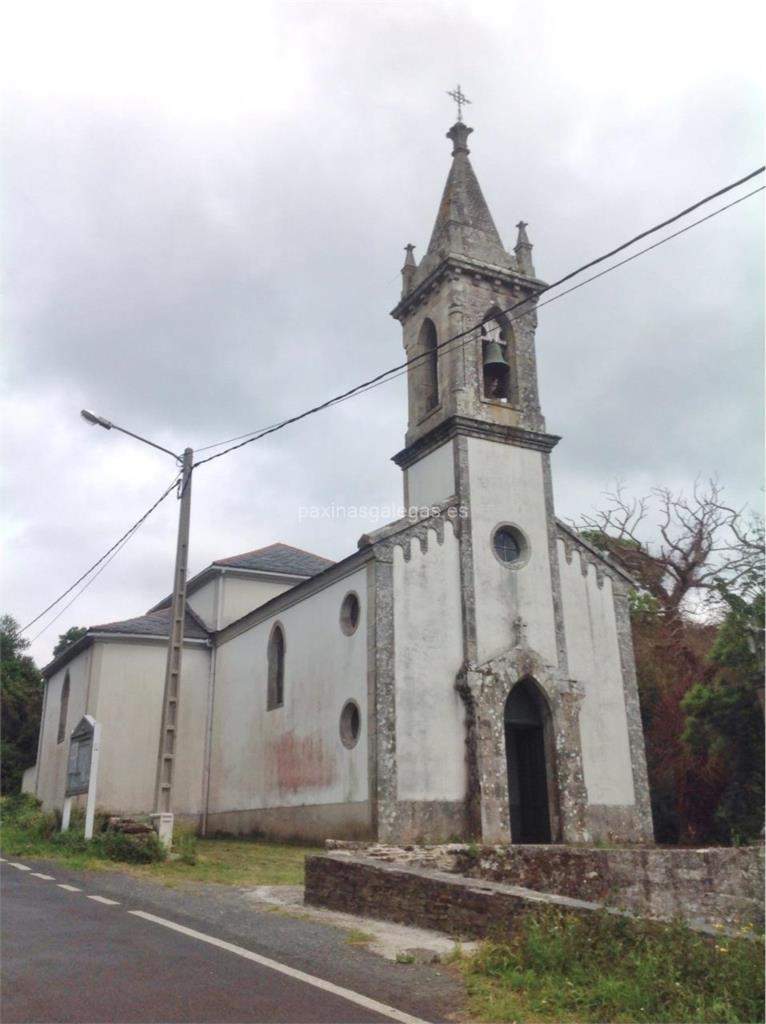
[391,114,578,841]
[391,119,558,501]
[388,112,653,848]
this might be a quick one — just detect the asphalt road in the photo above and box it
[1,859,461,1023]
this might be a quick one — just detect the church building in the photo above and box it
[28,114,654,846]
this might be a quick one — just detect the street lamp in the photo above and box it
[81,409,193,845]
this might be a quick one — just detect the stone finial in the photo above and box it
[446,122,473,156]
[514,220,535,276]
[401,243,417,296]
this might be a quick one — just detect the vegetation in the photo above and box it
[1,615,43,794]
[133,835,323,887]
[0,795,319,885]
[0,793,166,865]
[53,626,87,658]
[578,481,764,845]
[459,907,764,1024]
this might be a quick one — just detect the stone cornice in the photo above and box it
[392,416,561,469]
[391,253,547,322]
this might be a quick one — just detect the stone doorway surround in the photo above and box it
[456,645,590,844]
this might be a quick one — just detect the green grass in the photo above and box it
[458,906,764,1023]
[345,928,375,946]
[127,836,322,887]
[0,795,321,887]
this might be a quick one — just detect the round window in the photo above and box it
[340,592,360,635]
[492,525,527,566]
[340,700,361,748]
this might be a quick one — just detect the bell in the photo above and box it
[483,339,510,401]
[483,339,509,369]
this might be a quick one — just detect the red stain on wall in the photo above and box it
[269,731,336,793]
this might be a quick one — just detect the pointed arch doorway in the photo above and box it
[504,679,552,843]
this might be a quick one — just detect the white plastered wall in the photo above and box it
[557,540,635,806]
[208,568,369,814]
[406,441,455,509]
[187,579,218,628]
[35,640,210,816]
[467,437,558,666]
[220,575,297,629]
[35,647,92,811]
[93,641,211,815]
[393,525,466,801]
[187,574,298,630]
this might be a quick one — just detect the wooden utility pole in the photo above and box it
[153,447,194,832]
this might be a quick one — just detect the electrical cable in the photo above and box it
[20,472,182,634]
[193,173,764,468]
[24,173,764,636]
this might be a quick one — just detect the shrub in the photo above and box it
[101,830,166,864]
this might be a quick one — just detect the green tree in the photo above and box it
[577,484,764,845]
[0,615,43,794]
[682,589,765,843]
[53,626,87,658]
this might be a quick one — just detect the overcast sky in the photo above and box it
[1,0,762,666]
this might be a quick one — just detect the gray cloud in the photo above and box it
[1,0,762,665]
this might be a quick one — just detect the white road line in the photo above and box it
[87,894,120,906]
[30,872,55,880]
[129,911,430,1024]
[10,863,31,871]
[57,884,82,892]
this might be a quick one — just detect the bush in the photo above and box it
[462,906,764,1024]
[0,794,166,864]
[101,830,166,864]
[0,793,57,841]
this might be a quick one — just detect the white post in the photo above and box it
[84,722,101,841]
[61,797,72,833]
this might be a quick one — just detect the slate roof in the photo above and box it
[212,542,334,578]
[89,606,210,640]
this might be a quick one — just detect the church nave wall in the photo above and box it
[207,566,371,838]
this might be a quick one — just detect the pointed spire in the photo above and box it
[401,243,417,296]
[424,121,509,269]
[514,220,535,276]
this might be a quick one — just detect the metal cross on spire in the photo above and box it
[447,84,471,123]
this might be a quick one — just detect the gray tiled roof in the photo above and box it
[89,607,209,640]
[213,543,334,577]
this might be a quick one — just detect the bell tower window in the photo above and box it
[481,316,514,403]
[417,318,439,417]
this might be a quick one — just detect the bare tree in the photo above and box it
[577,479,764,622]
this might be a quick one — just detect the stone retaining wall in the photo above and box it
[320,842,764,934]
[305,853,610,940]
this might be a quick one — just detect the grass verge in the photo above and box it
[458,906,764,1024]
[0,794,321,887]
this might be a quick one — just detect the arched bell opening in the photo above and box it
[480,311,517,405]
[504,677,558,843]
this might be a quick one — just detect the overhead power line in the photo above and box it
[193,168,765,467]
[21,169,764,638]
[342,184,766,401]
[20,472,181,635]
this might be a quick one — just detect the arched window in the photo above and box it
[267,624,285,710]
[417,318,439,416]
[481,311,517,404]
[57,671,70,744]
